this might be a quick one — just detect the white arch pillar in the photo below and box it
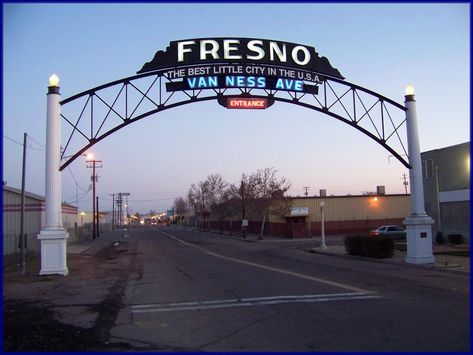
[403,87,435,264]
[37,75,69,276]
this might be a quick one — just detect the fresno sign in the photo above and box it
[137,38,344,99]
[138,38,344,78]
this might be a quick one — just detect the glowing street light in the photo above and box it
[49,74,60,87]
[405,84,415,96]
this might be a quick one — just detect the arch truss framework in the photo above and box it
[59,68,410,171]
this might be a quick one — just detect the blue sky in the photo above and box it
[2,3,470,214]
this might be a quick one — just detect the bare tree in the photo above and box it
[228,174,258,238]
[210,187,241,234]
[184,196,194,226]
[188,181,209,230]
[204,173,228,231]
[187,170,289,237]
[173,197,187,225]
[251,168,291,239]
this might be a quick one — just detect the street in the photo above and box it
[109,225,469,351]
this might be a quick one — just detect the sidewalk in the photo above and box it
[189,227,470,274]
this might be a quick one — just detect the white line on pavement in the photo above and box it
[131,293,382,313]
[158,229,374,294]
[204,250,371,293]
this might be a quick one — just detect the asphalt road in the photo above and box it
[107,225,470,352]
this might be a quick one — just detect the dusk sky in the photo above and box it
[3,3,470,214]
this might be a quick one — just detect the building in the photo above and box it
[207,192,410,238]
[421,142,470,241]
[77,211,111,227]
[268,194,410,238]
[3,185,78,255]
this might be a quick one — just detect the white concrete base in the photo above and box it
[37,229,69,276]
[403,215,435,265]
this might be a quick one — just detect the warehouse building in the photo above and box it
[2,185,78,255]
[263,193,409,238]
[421,142,470,241]
[204,189,410,239]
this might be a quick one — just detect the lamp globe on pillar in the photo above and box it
[49,74,60,87]
[405,84,415,96]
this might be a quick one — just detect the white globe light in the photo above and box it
[405,84,415,96]
[49,74,60,87]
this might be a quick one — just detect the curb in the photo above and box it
[306,248,470,275]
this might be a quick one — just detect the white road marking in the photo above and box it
[158,229,373,294]
[131,293,381,313]
[159,230,193,246]
[204,250,371,293]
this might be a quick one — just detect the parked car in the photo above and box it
[369,225,406,239]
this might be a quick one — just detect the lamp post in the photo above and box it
[320,201,327,250]
[403,85,435,264]
[434,165,442,234]
[37,74,69,276]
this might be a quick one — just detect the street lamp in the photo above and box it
[320,201,327,250]
[37,73,69,276]
[403,84,435,264]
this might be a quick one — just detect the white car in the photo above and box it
[369,225,406,239]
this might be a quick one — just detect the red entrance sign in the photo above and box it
[227,98,268,109]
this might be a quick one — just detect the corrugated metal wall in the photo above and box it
[3,188,80,255]
[3,189,43,235]
[271,195,410,223]
[3,189,43,254]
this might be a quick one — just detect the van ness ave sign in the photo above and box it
[137,37,344,80]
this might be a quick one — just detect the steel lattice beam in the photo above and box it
[59,69,410,171]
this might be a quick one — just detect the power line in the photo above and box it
[67,166,88,192]
[64,187,91,204]
[3,135,22,146]
[3,134,45,151]
[26,134,46,149]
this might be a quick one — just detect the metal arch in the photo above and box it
[59,69,411,171]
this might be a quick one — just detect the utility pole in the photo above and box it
[116,193,122,226]
[240,180,246,239]
[401,173,409,195]
[303,186,310,197]
[110,194,115,229]
[96,196,100,238]
[125,195,129,225]
[116,192,130,227]
[20,133,27,275]
[435,166,442,233]
[86,157,102,239]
